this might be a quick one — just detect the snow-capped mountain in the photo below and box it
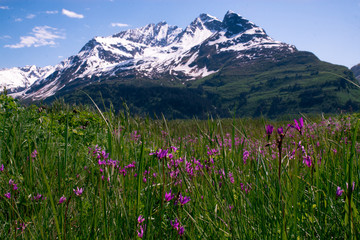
[8,11,297,100]
[0,65,54,92]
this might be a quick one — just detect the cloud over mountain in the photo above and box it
[111,23,129,27]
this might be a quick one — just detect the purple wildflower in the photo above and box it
[13,184,18,191]
[165,190,174,202]
[0,164,4,172]
[303,155,312,167]
[178,193,191,205]
[59,195,66,204]
[178,226,185,236]
[31,149,38,159]
[293,118,304,134]
[266,125,274,135]
[4,192,11,199]
[336,186,344,197]
[33,194,43,201]
[16,221,26,232]
[243,151,249,164]
[346,181,356,191]
[150,148,169,160]
[9,179,14,186]
[138,215,145,224]
[73,187,83,196]
[137,225,145,238]
[171,219,185,236]
[170,218,180,230]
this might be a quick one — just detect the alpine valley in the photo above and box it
[1,11,360,118]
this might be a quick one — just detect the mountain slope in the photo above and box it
[14,11,297,100]
[351,64,360,80]
[49,51,360,119]
[4,10,360,118]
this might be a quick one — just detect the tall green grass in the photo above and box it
[0,93,359,239]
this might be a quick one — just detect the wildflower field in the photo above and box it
[0,93,360,239]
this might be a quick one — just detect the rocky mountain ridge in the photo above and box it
[2,10,295,100]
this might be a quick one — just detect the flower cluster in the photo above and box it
[137,215,146,238]
[170,218,185,236]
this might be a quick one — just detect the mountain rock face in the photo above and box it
[9,11,296,100]
[2,11,359,118]
[351,64,360,80]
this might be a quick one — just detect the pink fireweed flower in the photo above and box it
[165,190,174,202]
[336,186,344,197]
[4,192,11,199]
[59,195,66,204]
[0,164,4,172]
[73,187,83,196]
[138,215,145,224]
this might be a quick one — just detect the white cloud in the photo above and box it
[5,26,65,49]
[111,23,129,27]
[62,9,84,19]
[15,18,23,22]
[45,10,58,14]
[26,14,36,19]
[0,6,9,10]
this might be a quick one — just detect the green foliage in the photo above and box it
[0,99,359,239]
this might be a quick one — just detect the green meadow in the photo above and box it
[0,92,359,239]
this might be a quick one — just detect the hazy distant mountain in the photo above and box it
[2,11,359,118]
[351,64,360,80]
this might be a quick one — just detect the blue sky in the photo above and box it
[0,0,359,69]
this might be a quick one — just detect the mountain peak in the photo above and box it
[222,10,255,37]
[198,13,220,22]
[225,10,237,16]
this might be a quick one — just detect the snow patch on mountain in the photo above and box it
[0,65,55,92]
[5,11,298,100]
